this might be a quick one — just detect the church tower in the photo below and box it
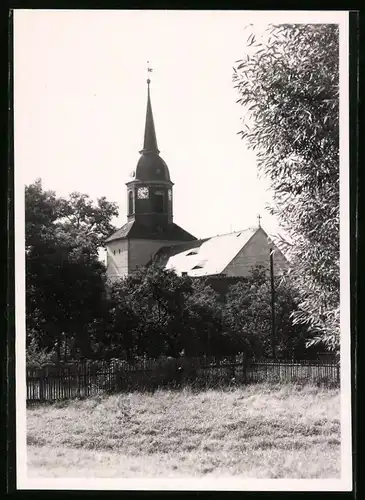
[105,76,197,280]
[126,77,173,229]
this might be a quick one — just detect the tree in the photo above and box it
[106,265,224,359]
[57,191,118,254]
[224,266,318,359]
[25,179,118,360]
[179,278,224,357]
[233,24,339,351]
[106,264,314,362]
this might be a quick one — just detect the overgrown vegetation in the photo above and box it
[27,384,340,478]
[26,179,118,359]
[233,24,339,351]
[26,180,325,365]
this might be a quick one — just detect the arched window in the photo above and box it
[128,190,134,214]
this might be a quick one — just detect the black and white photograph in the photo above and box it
[13,9,352,491]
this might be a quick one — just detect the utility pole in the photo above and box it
[270,247,276,359]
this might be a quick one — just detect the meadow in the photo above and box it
[27,383,340,479]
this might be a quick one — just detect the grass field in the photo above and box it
[27,383,340,479]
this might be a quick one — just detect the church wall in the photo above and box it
[129,239,188,273]
[106,240,129,279]
[223,229,289,277]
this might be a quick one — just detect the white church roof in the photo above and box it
[164,228,257,277]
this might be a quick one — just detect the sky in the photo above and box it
[14,10,345,241]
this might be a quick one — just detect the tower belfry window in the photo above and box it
[152,190,164,213]
[128,190,134,214]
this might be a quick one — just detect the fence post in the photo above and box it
[242,353,247,383]
[39,371,44,401]
[77,369,80,398]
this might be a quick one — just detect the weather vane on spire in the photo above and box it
[257,214,262,227]
[146,60,153,84]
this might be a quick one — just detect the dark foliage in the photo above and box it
[26,181,318,365]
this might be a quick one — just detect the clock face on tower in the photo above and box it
[137,187,149,199]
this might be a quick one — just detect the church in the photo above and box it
[105,78,288,282]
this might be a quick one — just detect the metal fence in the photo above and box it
[26,357,340,403]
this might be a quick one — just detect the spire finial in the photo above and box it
[257,214,262,227]
[140,62,159,155]
[147,60,153,85]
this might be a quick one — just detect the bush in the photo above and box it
[26,335,57,368]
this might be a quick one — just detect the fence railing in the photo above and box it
[26,357,340,403]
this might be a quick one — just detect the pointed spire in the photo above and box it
[140,74,160,155]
